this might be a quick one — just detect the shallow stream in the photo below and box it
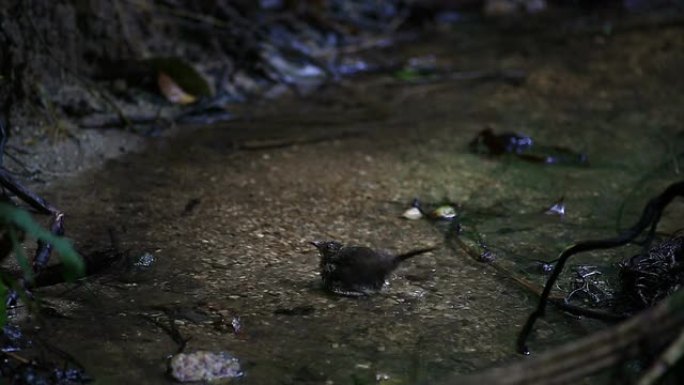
[20,17,684,384]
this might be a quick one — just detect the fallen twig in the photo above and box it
[236,129,363,151]
[445,288,684,385]
[637,327,684,385]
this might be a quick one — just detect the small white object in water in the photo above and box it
[133,252,155,268]
[430,205,457,220]
[401,206,423,220]
[545,198,566,217]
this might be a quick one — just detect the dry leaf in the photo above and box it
[158,72,196,105]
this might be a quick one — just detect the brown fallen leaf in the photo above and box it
[158,72,196,105]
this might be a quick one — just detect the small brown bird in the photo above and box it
[310,240,437,296]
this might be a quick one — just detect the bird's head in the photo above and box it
[310,240,343,259]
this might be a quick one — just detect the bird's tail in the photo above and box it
[395,246,438,263]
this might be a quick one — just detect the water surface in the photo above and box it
[28,19,684,384]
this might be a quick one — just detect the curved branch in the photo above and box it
[517,180,684,355]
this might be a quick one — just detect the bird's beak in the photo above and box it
[310,241,322,249]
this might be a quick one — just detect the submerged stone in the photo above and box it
[169,351,242,382]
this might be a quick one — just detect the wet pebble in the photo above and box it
[169,351,242,382]
[479,250,496,263]
[401,206,423,220]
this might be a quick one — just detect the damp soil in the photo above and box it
[14,20,684,385]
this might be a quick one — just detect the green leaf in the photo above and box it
[0,203,85,281]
